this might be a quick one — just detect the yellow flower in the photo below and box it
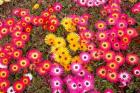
[56,47,69,55]
[50,46,59,53]
[0,0,4,5]
[4,0,11,2]
[54,53,63,63]
[129,0,137,3]
[44,33,56,46]
[65,25,76,32]
[61,17,73,27]
[80,43,87,51]
[69,42,80,52]
[63,64,71,71]
[32,3,40,10]
[61,54,72,65]
[61,17,76,32]
[54,37,66,47]
[84,65,93,72]
[71,56,82,63]
[67,32,80,43]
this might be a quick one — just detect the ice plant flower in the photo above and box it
[126,53,139,65]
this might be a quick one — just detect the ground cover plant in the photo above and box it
[0,0,140,93]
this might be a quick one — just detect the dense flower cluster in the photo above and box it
[0,1,140,93]
[131,2,140,14]
[0,0,11,5]
[73,0,108,7]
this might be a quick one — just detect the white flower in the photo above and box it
[24,73,33,80]
[7,86,16,93]
[0,63,7,69]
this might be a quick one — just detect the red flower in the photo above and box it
[0,69,9,79]
[126,53,139,65]
[0,79,10,91]
[21,76,30,86]
[18,57,30,68]
[106,71,118,83]
[9,63,20,73]
[12,49,23,59]
[96,66,107,78]
[47,24,57,32]
[13,81,25,93]
[5,18,15,27]
[24,25,32,33]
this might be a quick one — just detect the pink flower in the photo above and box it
[114,53,125,66]
[50,77,63,89]
[116,19,127,29]
[64,75,73,84]
[120,13,128,20]
[12,8,21,16]
[82,76,94,91]
[126,28,138,38]
[78,17,88,26]
[19,8,30,17]
[112,41,120,51]
[77,69,89,77]
[132,66,140,77]
[67,81,78,92]
[27,49,42,62]
[52,88,64,93]
[127,17,136,25]
[53,2,62,12]
[50,64,63,77]
[86,0,94,7]
[71,62,82,74]
[95,20,107,31]
[78,0,87,7]
[80,52,91,63]
[118,71,131,83]
[104,88,114,93]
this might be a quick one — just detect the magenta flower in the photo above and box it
[50,64,64,77]
[50,77,63,89]
[132,66,140,77]
[71,62,82,74]
[53,2,62,12]
[27,49,42,62]
[80,52,91,63]
[104,88,114,93]
[118,71,131,84]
